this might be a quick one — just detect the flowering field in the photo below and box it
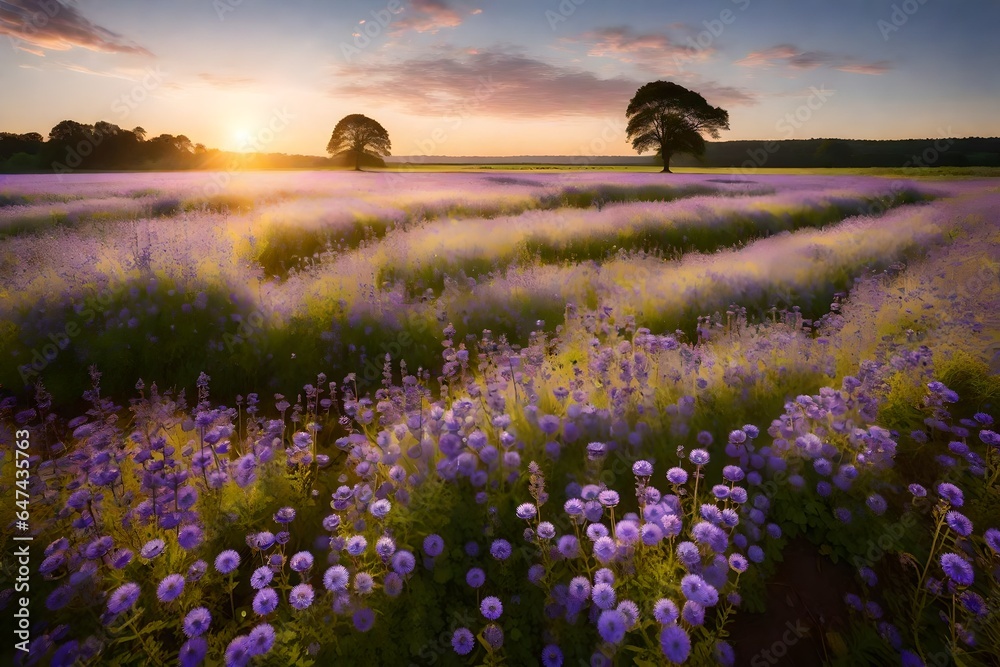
[1,170,999,666]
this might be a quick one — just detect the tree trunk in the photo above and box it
[661,148,672,173]
[354,150,361,171]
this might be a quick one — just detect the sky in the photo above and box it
[0,0,997,157]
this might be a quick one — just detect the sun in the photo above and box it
[233,128,252,151]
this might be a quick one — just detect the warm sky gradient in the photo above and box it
[1,0,997,156]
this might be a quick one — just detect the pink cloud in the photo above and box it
[0,0,152,56]
[331,47,755,117]
[389,0,464,34]
[736,43,889,75]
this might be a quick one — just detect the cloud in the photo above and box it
[564,25,715,73]
[387,0,464,34]
[198,73,257,88]
[736,44,889,75]
[0,0,152,56]
[331,47,754,117]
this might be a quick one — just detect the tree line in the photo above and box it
[0,120,356,173]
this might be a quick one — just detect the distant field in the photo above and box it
[379,164,1000,178]
[2,170,998,667]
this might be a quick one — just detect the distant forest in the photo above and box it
[1,120,998,172]
[671,137,1000,169]
[0,120,380,173]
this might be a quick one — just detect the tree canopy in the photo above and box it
[326,114,391,171]
[626,81,730,173]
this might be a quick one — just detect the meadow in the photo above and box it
[1,169,999,666]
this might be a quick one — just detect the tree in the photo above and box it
[326,114,391,171]
[626,81,729,173]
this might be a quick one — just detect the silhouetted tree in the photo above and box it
[326,114,391,170]
[626,81,729,173]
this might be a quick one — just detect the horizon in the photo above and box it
[1,1,998,158]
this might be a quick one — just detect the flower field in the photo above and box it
[1,170,999,666]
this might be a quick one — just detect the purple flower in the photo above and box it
[642,523,664,546]
[666,467,688,485]
[985,528,1000,553]
[384,572,404,597]
[107,582,140,615]
[680,574,718,606]
[490,539,512,561]
[597,609,628,644]
[615,521,640,545]
[84,536,113,560]
[959,590,987,617]
[593,536,617,563]
[748,545,765,563]
[587,523,610,541]
[140,539,165,559]
[156,574,184,602]
[660,624,691,663]
[323,565,349,592]
[676,541,701,567]
[592,582,616,610]
[617,600,639,628]
[940,553,974,586]
[564,499,585,516]
[183,607,211,638]
[346,535,368,556]
[289,551,314,572]
[654,598,679,624]
[682,600,705,625]
[558,535,580,558]
[541,644,564,667]
[866,493,887,516]
[253,588,278,615]
[722,465,744,482]
[946,511,973,537]
[481,595,503,620]
[376,536,396,559]
[632,460,654,477]
[251,566,274,590]
[689,449,710,465]
[729,553,748,573]
[516,503,538,520]
[392,550,416,575]
[715,640,736,666]
[452,628,475,655]
[466,567,486,588]
[351,607,374,632]
[369,499,392,519]
[214,550,240,574]
[179,637,207,667]
[254,531,276,550]
[567,576,591,601]
[537,522,556,540]
[187,560,207,582]
[483,623,504,649]
[691,521,728,554]
[938,483,964,507]
[273,507,296,524]
[225,636,252,667]
[248,623,275,656]
[354,572,374,595]
[598,490,620,507]
[423,534,445,557]
[289,583,314,610]
[110,549,133,570]
[178,525,204,550]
